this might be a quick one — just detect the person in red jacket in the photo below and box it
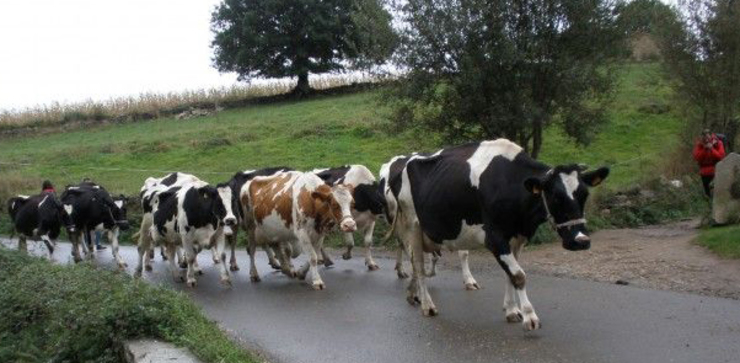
[693,129,726,197]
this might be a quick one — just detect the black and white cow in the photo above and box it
[313,165,386,270]
[388,139,608,330]
[135,172,204,272]
[138,179,237,287]
[380,155,479,289]
[61,181,129,267]
[222,167,293,271]
[6,192,75,258]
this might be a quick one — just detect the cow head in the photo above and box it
[352,182,387,216]
[202,184,237,235]
[312,184,357,232]
[110,195,130,231]
[524,165,609,251]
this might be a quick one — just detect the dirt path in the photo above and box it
[429,219,740,300]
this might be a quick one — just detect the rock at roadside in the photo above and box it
[713,152,740,224]
[124,339,203,363]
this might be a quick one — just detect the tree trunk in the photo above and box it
[531,119,543,159]
[293,72,312,96]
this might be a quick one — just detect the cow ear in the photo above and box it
[581,167,610,187]
[524,177,543,195]
[198,186,213,198]
[311,186,332,202]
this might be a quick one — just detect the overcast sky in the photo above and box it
[0,0,678,111]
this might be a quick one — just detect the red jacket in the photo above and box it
[693,135,726,176]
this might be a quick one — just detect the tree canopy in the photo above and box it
[386,0,626,158]
[211,0,397,95]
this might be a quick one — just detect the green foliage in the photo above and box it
[386,0,626,158]
[210,0,397,94]
[657,0,740,151]
[615,0,675,35]
[696,224,740,258]
[0,247,256,363]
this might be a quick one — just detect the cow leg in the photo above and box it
[318,236,333,267]
[296,232,324,290]
[109,228,127,269]
[247,241,261,282]
[160,245,167,261]
[183,236,199,287]
[425,252,438,277]
[408,227,437,316]
[213,232,231,286]
[18,235,27,254]
[395,241,409,279]
[134,221,153,278]
[341,231,354,260]
[165,243,184,282]
[460,250,480,290]
[228,232,239,271]
[363,221,379,271]
[488,233,539,331]
[40,234,55,260]
[266,246,281,270]
[272,244,296,278]
[177,246,187,269]
[503,236,526,323]
[84,228,94,260]
[70,232,83,263]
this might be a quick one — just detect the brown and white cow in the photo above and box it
[240,170,356,290]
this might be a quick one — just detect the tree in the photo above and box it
[615,0,675,35]
[386,0,626,158]
[658,0,740,151]
[211,0,397,95]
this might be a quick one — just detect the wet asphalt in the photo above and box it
[5,239,740,363]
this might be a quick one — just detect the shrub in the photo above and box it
[0,247,256,363]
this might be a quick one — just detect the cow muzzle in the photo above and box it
[224,217,237,227]
[340,215,356,233]
[117,221,130,231]
[563,231,591,251]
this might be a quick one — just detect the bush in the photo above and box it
[0,247,256,363]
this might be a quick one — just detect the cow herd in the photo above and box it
[4,138,609,331]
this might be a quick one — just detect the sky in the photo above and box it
[0,0,679,111]
[0,0,237,111]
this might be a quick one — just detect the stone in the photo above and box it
[124,339,203,363]
[712,152,740,224]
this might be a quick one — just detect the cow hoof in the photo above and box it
[73,256,82,263]
[269,262,281,270]
[367,263,379,271]
[118,263,128,270]
[177,276,186,283]
[522,316,541,331]
[250,275,261,282]
[317,258,324,265]
[145,264,153,272]
[312,281,325,290]
[464,282,480,290]
[422,306,439,317]
[230,264,240,271]
[342,252,352,260]
[323,259,334,267]
[296,271,307,280]
[196,270,204,276]
[162,255,168,261]
[506,311,523,323]
[134,271,142,279]
[397,270,410,279]
[179,262,188,269]
[406,295,419,306]
[187,280,197,288]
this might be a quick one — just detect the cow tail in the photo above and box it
[131,231,140,244]
[381,201,400,245]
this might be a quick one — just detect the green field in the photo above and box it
[0,63,681,198]
[697,225,740,259]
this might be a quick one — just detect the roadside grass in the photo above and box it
[0,247,257,363]
[696,224,740,259]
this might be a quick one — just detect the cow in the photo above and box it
[380,155,480,289]
[313,165,386,270]
[135,172,204,273]
[61,181,130,267]
[139,180,237,286]
[240,170,357,289]
[221,167,293,271]
[6,192,75,259]
[387,139,609,330]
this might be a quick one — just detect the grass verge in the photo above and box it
[696,224,740,259]
[0,247,257,363]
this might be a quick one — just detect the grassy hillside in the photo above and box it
[0,63,680,199]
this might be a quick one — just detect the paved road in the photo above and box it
[6,239,740,363]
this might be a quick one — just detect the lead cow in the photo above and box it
[388,139,608,330]
[240,170,357,289]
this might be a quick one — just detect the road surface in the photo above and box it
[5,239,740,363]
